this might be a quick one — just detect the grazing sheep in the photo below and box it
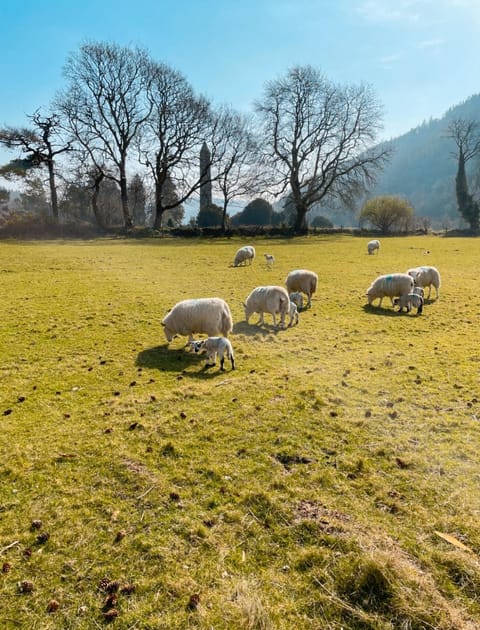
[407,266,441,299]
[264,253,275,267]
[394,293,424,314]
[366,273,414,308]
[288,301,299,326]
[413,286,424,298]
[289,291,304,311]
[244,285,290,329]
[162,297,233,343]
[367,239,380,255]
[190,337,235,371]
[233,246,255,267]
[285,269,318,308]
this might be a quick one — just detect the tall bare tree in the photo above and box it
[447,118,480,233]
[211,107,268,232]
[0,111,71,220]
[57,42,152,230]
[138,61,215,230]
[255,65,391,233]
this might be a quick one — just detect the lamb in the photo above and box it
[244,285,291,329]
[264,253,275,267]
[161,297,233,343]
[367,239,380,255]
[407,266,441,299]
[394,293,424,314]
[190,337,235,371]
[366,273,414,308]
[289,291,304,311]
[233,245,255,267]
[288,301,299,326]
[285,269,318,308]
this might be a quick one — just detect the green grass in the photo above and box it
[1,235,480,629]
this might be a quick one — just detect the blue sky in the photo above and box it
[1,0,479,166]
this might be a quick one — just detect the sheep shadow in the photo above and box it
[362,304,406,317]
[135,344,234,378]
[233,321,292,337]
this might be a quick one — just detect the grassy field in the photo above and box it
[1,235,480,629]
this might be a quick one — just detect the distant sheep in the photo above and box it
[289,291,304,311]
[285,269,318,308]
[394,293,424,315]
[244,285,291,329]
[233,246,255,267]
[288,301,299,326]
[407,266,441,299]
[366,273,414,308]
[264,253,275,267]
[367,239,380,255]
[190,337,235,371]
[162,297,233,343]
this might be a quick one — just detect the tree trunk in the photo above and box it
[47,159,59,221]
[153,177,165,231]
[221,199,229,233]
[119,162,133,230]
[294,206,308,234]
[456,148,479,233]
[91,172,107,230]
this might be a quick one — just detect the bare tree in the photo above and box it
[57,42,152,230]
[211,107,268,232]
[255,65,391,233]
[447,118,480,233]
[0,110,71,220]
[138,62,215,230]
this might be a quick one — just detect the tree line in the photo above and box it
[0,41,394,235]
[1,41,476,235]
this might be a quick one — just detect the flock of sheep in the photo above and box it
[161,245,318,371]
[160,240,441,371]
[366,239,441,315]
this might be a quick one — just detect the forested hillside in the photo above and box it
[368,94,480,229]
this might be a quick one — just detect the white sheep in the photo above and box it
[233,245,256,267]
[407,266,441,299]
[366,273,414,308]
[289,291,304,311]
[264,253,275,267]
[394,293,424,314]
[285,269,318,308]
[162,297,233,343]
[244,285,291,329]
[190,337,235,371]
[288,301,299,326]
[367,239,380,255]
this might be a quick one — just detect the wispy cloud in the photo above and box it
[356,0,423,23]
[379,53,402,69]
[417,38,444,50]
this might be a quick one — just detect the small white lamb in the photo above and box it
[264,253,275,267]
[190,337,235,371]
[394,293,424,315]
[288,301,299,326]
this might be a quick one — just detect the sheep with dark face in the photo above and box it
[162,298,233,343]
[190,337,235,371]
[289,291,304,311]
[366,273,414,308]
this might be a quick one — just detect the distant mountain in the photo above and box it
[367,94,480,229]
